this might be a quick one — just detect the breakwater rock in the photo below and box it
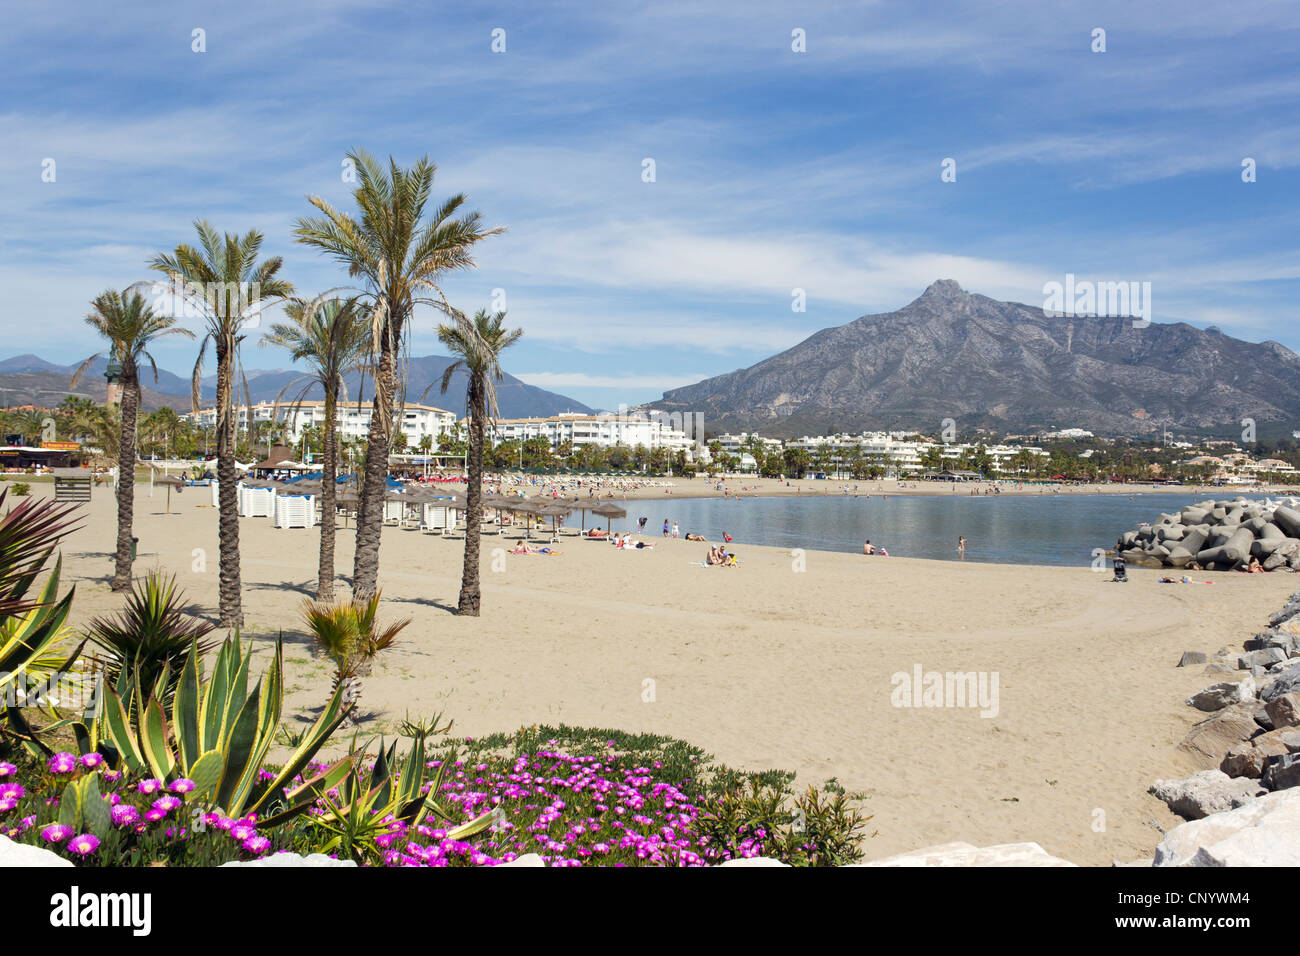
[1117,496,1300,571]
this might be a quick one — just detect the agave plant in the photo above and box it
[75,635,355,825]
[305,734,495,863]
[83,573,218,715]
[301,591,408,724]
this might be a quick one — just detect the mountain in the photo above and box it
[651,280,1300,438]
[0,353,592,419]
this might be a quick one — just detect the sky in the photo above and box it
[2,0,1298,411]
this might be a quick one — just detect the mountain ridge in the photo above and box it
[651,280,1300,438]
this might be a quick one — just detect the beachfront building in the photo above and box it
[483,413,698,456]
[184,400,457,446]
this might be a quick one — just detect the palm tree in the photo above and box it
[434,309,522,616]
[150,223,293,625]
[294,149,502,601]
[262,296,370,600]
[71,289,193,590]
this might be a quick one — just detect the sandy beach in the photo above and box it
[29,481,1297,866]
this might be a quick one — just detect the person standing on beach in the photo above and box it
[663,518,670,538]
[957,536,967,557]
[671,521,680,539]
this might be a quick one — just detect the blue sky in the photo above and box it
[2,0,1298,411]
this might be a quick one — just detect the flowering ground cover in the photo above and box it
[1,725,869,866]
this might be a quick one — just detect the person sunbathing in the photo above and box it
[684,532,708,541]
[509,540,533,554]
[587,528,608,537]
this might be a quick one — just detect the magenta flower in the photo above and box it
[110,805,140,827]
[0,782,23,801]
[47,753,77,774]
[41,824,73,843]
[68,833,100,856]
[242,835,271,854]
[79,753,105,770]
[152,795,182,813]
[229,824,256,841]
[169,778,196,794]
[0,761,15,777]
[144,808,168,822]
[137,778,164,795]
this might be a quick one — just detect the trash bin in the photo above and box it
[131,537,138,560]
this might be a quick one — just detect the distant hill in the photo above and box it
[650,280,1300,438]
[0,353,592,419]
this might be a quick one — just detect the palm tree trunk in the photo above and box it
[214,339,243,626]
[111,373,140,591]
[352,329,397,600]
[317,387,338,601]
[457,376,484,616]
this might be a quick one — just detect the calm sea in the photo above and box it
[610,492,1275,568]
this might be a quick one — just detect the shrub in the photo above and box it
[301,591,407,723]
[83,574,217,712]
[9,483,30,497]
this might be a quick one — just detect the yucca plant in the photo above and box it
[305,734,495,863]
[75,635,355,825]
[301,591,408,724]
[84,573,218,715]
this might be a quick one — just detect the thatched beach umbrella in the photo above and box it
[154,473,184,514]
[499,497,544,539]
[589,500,627,533]
[536,500,573,539]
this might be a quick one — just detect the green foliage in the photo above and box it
[0,490,82,756]
[693,779,871,866]
[304,735,495,864]
[9,483,30,497]
[84,573,218,713]
[301,591,407,692]
[77,636,355,823]
[58,771,113,840]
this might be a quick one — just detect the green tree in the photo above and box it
[435,308,523,616]
[295,149,502,601]
[262,296,370,600]
[151,223,292,625]
[71,289,193,590]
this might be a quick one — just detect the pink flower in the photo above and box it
[152,795,182,813]
[0,762,16,777]
[137,779,164,795]
[0,782,23,801]
[242,835,271,854]
[68,833,100,855]
[169,778,196,794]
[47,753,77,774]
[110,805,140,827]
[79,753,105,770]
[41,824,73,843]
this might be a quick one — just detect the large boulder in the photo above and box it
[1154,789,1300,866]
[1264,692,1300,729]
[1237,648,1289,670]
[856,842,1076,867]
[1186,677,1255,712]
[1263,754,1300,791]
[1272,506,1300,539]
[1177,703,1262,767]
[1219,727,1300,778]
[1149,770,1265,820]
[0,834,73,867]
[1260,662,1300,703]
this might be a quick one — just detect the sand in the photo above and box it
[28,481,1297,866]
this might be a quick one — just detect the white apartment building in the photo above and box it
[185,400,457,446]
[484,413,697,455]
